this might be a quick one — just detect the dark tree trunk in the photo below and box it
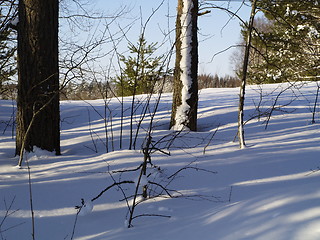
[170,0,198,131]
[16,0,60,157]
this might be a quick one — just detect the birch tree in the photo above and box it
[16,0,60,163]
[239,0,320,84]
[170,0,198,131]
[238,0,257,149]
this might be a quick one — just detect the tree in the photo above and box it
[238,0,257,149]
[0,1,17,97]
[16,0,60,161]
[114,36,166,97]
[238,0,320,84]
[232,16,272,83]
[0,22,16,96]
[170,0,198,131]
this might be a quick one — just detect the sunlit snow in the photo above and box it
[0,82,320,240]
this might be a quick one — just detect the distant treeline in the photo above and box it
[59,74,240,100]
[0,74,240,100]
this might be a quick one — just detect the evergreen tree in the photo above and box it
[114,36,165,97]
[16,0,60,163]
[239,0,320,84]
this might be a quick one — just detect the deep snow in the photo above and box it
[0,82,320,240]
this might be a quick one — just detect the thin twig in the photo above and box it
[131,214,171,221]
[203,125,219,154]
[91,181,134,202]
[25,157,35,240]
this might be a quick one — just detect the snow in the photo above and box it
[10,16,19,27]
[173,0,194,131]
[1,82,320,239]
[134,174,148,187]
[77,199,94,217]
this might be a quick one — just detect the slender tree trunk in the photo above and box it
[170,0,198,131]
[311,83,319,124]
[16,0,60,157]
[238,0,257,149]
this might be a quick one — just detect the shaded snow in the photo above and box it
[0,82,320,239]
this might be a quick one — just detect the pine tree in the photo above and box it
[16,0,60,162]
[114,36,165,97]
[239,0,320,84]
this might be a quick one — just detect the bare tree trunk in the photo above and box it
[238,0,257,149]
[16,0,60,157]
[170,0,198,131]
[311,82,320,124]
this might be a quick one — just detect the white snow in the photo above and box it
[297,24,306,31]
[134,174,148,187]
[173,0,194,131]
[0,82,320,239]
[10,16,19,27]
[78,200,94,216]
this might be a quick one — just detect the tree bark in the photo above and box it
[238,0,257,149]
[170,0,198,131]
[16,0,60,156]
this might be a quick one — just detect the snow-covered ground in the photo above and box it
[0,82,320,240]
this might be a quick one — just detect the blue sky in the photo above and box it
[92,0,252,76]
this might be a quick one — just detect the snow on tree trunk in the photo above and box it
[238,0,257,149]
[170,0,198,131]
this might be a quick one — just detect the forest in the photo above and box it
[0,0,319,239]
